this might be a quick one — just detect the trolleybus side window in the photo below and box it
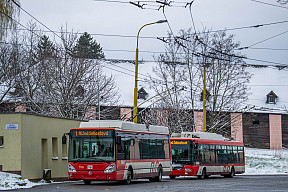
[238,146,244,164]
[117,132,170,160]
[197,144,216,165]
[232,146,238,163]
[164,139,170,159]
[117,136,133,160]
[140,139,150,159]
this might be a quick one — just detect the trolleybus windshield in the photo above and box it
[68,129,115,162]
[171,140,192,165]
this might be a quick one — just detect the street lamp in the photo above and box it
[203,65,207,132]
[133,20,167,124]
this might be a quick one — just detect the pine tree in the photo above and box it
[74,32,104,59]
[36,35,56,61]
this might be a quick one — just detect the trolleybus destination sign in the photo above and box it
[73,130,112,137]
[171,140,187,145]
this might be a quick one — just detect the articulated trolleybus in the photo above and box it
[68,120,172,184]
[170,132,245,179]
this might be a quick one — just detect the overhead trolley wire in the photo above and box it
[251,0,288,9]
[7,20,288,40]
[239,30,288,50]
[249,47,288,51]
[154,1,288,66]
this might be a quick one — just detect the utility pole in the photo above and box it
[203,64,207,132]
[98,85,100,120]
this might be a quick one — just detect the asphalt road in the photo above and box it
[7,175,288,192]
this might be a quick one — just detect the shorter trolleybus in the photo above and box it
[68,120,172,184]
[170,132,245,179]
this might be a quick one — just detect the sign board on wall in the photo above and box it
[5,124,19,130]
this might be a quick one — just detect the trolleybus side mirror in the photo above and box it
[116,136,121,145]
[62,133,70,144]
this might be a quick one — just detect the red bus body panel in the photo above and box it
[68,127,172,181]
[170,138,245,177]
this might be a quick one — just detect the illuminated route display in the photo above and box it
[71,129,114,137]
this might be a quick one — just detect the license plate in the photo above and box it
[87,165,93,169]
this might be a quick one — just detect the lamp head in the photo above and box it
[156,20,168,24]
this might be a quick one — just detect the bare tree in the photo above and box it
[147,29,251,135]
[0,37,21,107]
[3,23,119,120]
[142,34,195,133]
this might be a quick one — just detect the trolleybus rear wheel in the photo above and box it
[155,167,163,182]
[229,167,235,178]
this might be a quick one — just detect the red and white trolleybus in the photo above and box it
[67,120,172,184]
[170,132,245,179]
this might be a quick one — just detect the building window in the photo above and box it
[0,136,3,147]
[62,143,68,159]
[138,87,148,100]
[252,120,260,125]
[266,91,278,104]
[52,137,58,159]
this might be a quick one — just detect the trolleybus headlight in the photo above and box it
[104,163,116,173]
[68,163,77,173]
[185,168,192,172]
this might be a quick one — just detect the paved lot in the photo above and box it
[8,175,288,192]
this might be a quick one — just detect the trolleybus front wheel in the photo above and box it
[198,168,206,180]
[123,168,132,185]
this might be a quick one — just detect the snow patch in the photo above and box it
[0,172,47,190]
[244,147,288,175]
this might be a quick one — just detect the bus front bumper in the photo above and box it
[68,170,125,181]
[170,166,198,176]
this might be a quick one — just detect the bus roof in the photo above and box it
[171,137,244,146]
[73,120,169,135]
[171,132,225,141]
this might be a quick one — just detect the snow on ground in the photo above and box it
[0,172,46,190]
[244,147,288,175]
[1,148,288,190]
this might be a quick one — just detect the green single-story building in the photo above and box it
[0,113,82,180]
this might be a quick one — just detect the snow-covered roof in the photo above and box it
[243,66,288,114]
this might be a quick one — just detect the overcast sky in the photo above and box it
[19,0,288,66]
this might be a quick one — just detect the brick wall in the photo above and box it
[231,113,243,142]
[120,108,132,121]
[269,114,282,150]
[243,113,270,148]
[194,111,203,132]
[282,114,288,148]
